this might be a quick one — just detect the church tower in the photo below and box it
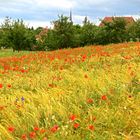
[70,10,73,23]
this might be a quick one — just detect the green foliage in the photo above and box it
[0,17,36,51]
[72,24,82,47]
[100,17,127,44]
[81,18,98,46]
[127,19,140,41]
[10,19,29,51]
[0,17,12,49]
[94,27,108,45]
[45,29,58,51]
[0,16,140,51]
[46,15,75,50]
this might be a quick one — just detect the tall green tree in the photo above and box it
[72,24,82,47]
[101,17,127,44]
[0,17,12,49]
[127,19,140,41]
[49,15,75,50]
[81,17,98,46]
[0,17,36,51]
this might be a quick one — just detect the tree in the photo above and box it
[127,19,140,41]
[50,15,75,49]
[94,26,108,45]
[100,17,127,44]
[0,17,36,51]
[72,24,82,47]
[0,17,12,49]
[80,17,98,46]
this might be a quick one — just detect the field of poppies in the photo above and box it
[0,42,140,140]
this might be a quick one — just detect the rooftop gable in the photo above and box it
[99,16,135,27]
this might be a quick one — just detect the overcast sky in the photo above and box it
[0,0,140,28]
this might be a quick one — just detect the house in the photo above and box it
[99,16,135,27]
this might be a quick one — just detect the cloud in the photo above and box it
[0,0,140,28]
[25,20,52,29]
[75,0,116,6]
[1,0,76,10]
[0,18,52,29]
[35,0,76,9]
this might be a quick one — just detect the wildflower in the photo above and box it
[7,84,11,88]
[1,71,5,74]
[64,58,68,62]
[73,123,79,129]
[50,125,59,133]
[82,54,87,59]
[21,69,27,73]
[84,74,88,78]
[21,97,25,101]
[34,126,39,131]
[0,106,5,111]
[60,66,63,70]
[130,71,135,76]
[88,125,95,131]
[128,95,132,98]
[8,126,15,133]
[87,98,94,104]
[0,84,3,89]
[29,131,36,139]
[123,56,132,60]
[21,69,25,73]
[101,95,107,100]
[21,134,27,140]
[40,128,46,134]
[43,137,48,140]
[70,114,76,121]
[48,84,53,88]
[92,117,96,122]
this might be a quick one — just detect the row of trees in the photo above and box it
[0,16,140,51]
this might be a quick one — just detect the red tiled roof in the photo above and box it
[99,16,135,27]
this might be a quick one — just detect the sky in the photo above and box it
[0,0,140,28]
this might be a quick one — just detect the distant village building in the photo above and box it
[99,16,135,27]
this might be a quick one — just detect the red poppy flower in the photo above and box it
[21,134,27,140]
[87,98,93,104]
[0,106,5,111]
[50,125,59,133]
[29,132,36,139]
[34,126,39,131]
[21,69,28,73]
[70,114,76,121]
[0,84,3,89]
[82,54,87,59]
[40,128,46,134]
[73,123,79,129]
[101,95,107,100]
[8,126,15,133]
[7,84,11,88]
[88,125,95,131]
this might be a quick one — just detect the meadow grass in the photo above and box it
[0,49,34,58]
[0,42,139,140]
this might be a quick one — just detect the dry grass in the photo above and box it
[0,42,139,140]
